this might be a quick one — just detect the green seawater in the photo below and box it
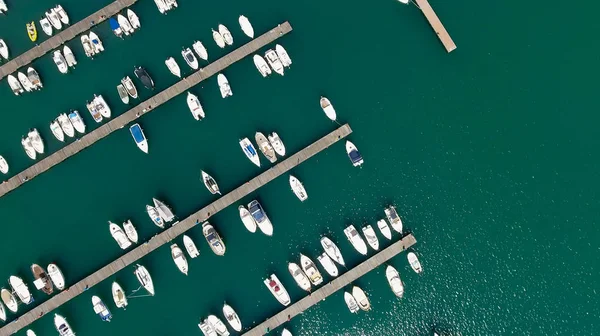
[0,0,598,335]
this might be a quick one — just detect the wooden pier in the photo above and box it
[0,0,138,80]
[242,233,418,336]
[0,124,352,336]
[414,0,456,53]
[0,21,293,199]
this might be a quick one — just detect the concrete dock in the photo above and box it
[414,0,456,53]
[0,21,293,199]
[0,124,352,336]
[0,0,138,80]
[242,233,418,336]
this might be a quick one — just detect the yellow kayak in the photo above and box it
[26,22,37,42]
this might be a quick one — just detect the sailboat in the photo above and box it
[50,120,65,142]
[344,292,359,313]
[300,254,323,285]
[255,132,277,163]
[53,50,68,74]
[117,14,134,35]
[9,275,33,304]
[18,72,34,92]
[289,175,308,201]
[386,266,404,298]
[319,97,337,121]
[146,205,164,228]
[28,129,44,154]
[320,237,345,266]
[187,92,205,120]
[63,46,76,67]
[47,263,65,290]
[239,15,254,38]
[384,206,403,233]
[31,263,53,294]
[264,49,284,75]
[109,222,132,249]
[153,198,175,222]
[54,314,75,336]
[352,286,371,311]
[268,132,285,156]
[8,75,24,95]
[275,44,292,67]
[40,18,53,36]
[346,141,364,167]
[127,9,141,29]
[1,288,17,313]
[182,47,198,70]
[183,235,200,258]
[288,262,311,291]
[27,67,43,89]
[122,76,138,98]
[408,252,423,274]
[253,55,271,77]
[239,138,260,167]
[212,29,225,48]
[344,225,368,255]
[248,200,273,236]
[238,205,257,233]
[362,225,379,250]
[68,110,86,134]
[91,295,112,322]
[218,24,233,45]
[171,244,188,275]
[223,303,242,332]
[192,41,208,61]
[317,253,338,277]
[22,136,36,160]
[377,219,392,240]
[123,220,138,243]
[264,274,290,306]
[0,156,8,174]
[117,84,129,104]
[207,315,229,336]
[129,123,148,153]
[134,264,155,295]
[165,57,181,77]
[58,113,74,138]
[203,222,226,256]
[217,73,232,98]
[111,282,128,308]
[201,170,221,195]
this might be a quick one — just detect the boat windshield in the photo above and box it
[250,205,265,222]
[349,150,362,162]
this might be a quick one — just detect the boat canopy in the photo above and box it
[33,278,46,290]
[349,150,363,163]
[109,18,120,30]
[130,125,144,143]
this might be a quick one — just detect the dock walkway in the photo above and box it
[0,0,138,80]
[0,21,293,199]
[414,0,456,53]
[0,124,352,336]
[242,233,417,336]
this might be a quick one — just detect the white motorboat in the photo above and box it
[26,331,35,336]
[22,136,36,160]
[171,244,189,275]
[203,222,226,256]
[408,252,423,274]
[117,84,129,104]
[86,100,102,123]
[50,120,65,142]
[344,225,368,255]
[17,72,34,92]
[362,225,379,250]
[386,265,404,298]
[122,76,138,99]
[182,47,198,70]
[164,0,178,9]
[352,286,371,311]
[239,138,260,167]
[134,264,155,295]
[57,113,75,138]
[201,170,220,195]
[264,274,290,306]
[109,221,132,249]
[320,237,345,266]
[55,5,69,25]
[289,175,307,201]
[384,206,403,233]
[93,94,111,118]
[46,10,62,30]
[377,219,392,240]
[130,123,148,153]
[212,29,225,48]
[111,282,128,308]
[9,275,32,304]
[0,156,8,174]
[0,0,6,13]
[54,314,75,336]
[123,219,138,243]
[346,140,364,167]
[146,205,164,228]
[317,253,338,277]
[117,14,134,35]
[28,129,44,154]
[268,132,285,156]
[198,320,217,336]
[92,295,112,322]
[187,92,205,120]
[253,55,271,77]
[264,49,284,75]
[154,0,167,14]
[248,200,273,236]
[81,34,95,58]
[288,262,311,291]
[238,205,257,233]
[218,24,233,45]
[27,67,43,89]
[153,198,175,222]
[8,75,24,95]
[40,18,53,36]
[275,44,292,67]
[319,96,337,121]
[344,291,359,313]
[127,9,140,29]
[300,254,323,285]
[223,303,242,332]
[89,31,104,53]
[68,110,86,134]
[1,288,17,313]
[52,50,68,74]
[183,235,200,258]
[63,46,76,67]
[0,39,7,60]
[165,57,181,77]
[255,132,276,163]
[282,329,292,336]
[192,41,208,61]
[47,263,65,290]
[239,15,254,38]
[207,315,229,336]
[217,73,232,98]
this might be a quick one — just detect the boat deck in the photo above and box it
[0,123,352,336]
[0,21,293,199]
[0,0,138,80]
[242,233,417,336]
[414,0,456,53]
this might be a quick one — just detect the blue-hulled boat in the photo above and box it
[129,123,148,153]
[92,296,112,322]
[109,17,122,37]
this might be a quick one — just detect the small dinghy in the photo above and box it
[264,274,290,306]
[81,34,95,57]
[255,132,277,163]
[217,73,232,98]
[239,137,260,167]
[183,235,200,258]
[344,225,368,255]
[68,110,86,134]
[134,264,155,295]
[117,14,134,35]
[123,220,138,243]
[50,120,65,142]
[46,9,62,30]
[223,303,242,332]
[92,295,112,322]
[94,94,111,118]
[203,222,226,256]
[109,17,122,38]
[268,132,285,156]
[171,243,188,275]
[27,22,38,42]
[109,222,132,249]
[192,41,208,61]
[344,292,359,313]
[47,263,65,290]
[408,252,423,274]
[386,265,404,297]
[1,288,17,313]
[153,198,175,222]
[212,29,225,48]
[265,49,284,76]
[117,84,129,104]
[320,237,345,266]
[63,46,76,67]
[253,55,271,77]
[239,15,254,38]
[198,319,217,336]
[54,314,75,336]
[129,123,148,153]
[18,72,34,92]
[289,175,307,201]
[377,219,392,240]
[384,206,403,233]
[89,31,104,53]
[165,57,181,77]
[275,44,292,67]
[55,5,69,25]
[288,262,311,291]
[86,100,102,123]
[27,67,43,89]
[122,76,138,98]
[346,141,364,167]
[111,282,128,308]
[52,50,68,74]
[238,205,257,233]
[352,286,371,311]
[300,254,323,285]
[8,74,24,95]
[32,264,53,294]
[248,200,273,236]
[317,253,339,277]
[22,136,36,160]
[0,156,8,174]
[57,113,74,138]
[320,96,337,121]
[182,47,198,70]
[218,24,233,45]
[201,170,220,195]
[207,315,229,336]
[28,129,44,154]
[146,205,164,228]
[9,275,33,304]
[127,9,140,29]
[187,92,205,120]
[0,39,7,60]
[134,66,154,90]
[40,18,53,36]
[362,225,379,250]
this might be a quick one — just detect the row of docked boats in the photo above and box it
[146,197,175,228]
[6,67,42,95]
[154,0,178,14]
[86,94,111,123]
[198,303,242,335]
[38,5,69,37]
[21,129,44,160]
[49,111,86,141]
[253,45,292,77]
[238,200,274,235]
[240,132,286,167]
[117,75,139,104]
[109,9,140,38]
[343,206,403,255]
[52,46,76,74]
[165,43,208,77]
[81,31,104,58]
[109,220,138,249]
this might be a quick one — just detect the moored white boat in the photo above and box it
[183,235,200,258]
[81,34,95,58]
[282,329,292,336]
[154,0,167,14]
[8,75,24,95]
[255,132,277,163]
[344,291,359,313]
[27,67,43,89]
[17,72,34,92]
[68,110,86,134]
[218,24,233,45]
[408,252,423,274]
[111,282,128,308]
[223,303,242,332]
[1,288,18,313]
[239,138,260,167]
[386,265,404,297]
[289,175,307,201]
[192,41,208,61]
[264,49,284,75]
[268,132,285,156]
[384,206,403,233]
[288,262,311,291]
[153,198,175,222]
[238,205,257,233]
[57,113,75,138]
[239,15,254,38]
[300,254,323,285]
[47,263,65,290]
[187,92,205,120]
[127,9,140,29]
[93,94,111,118]
[40,18,53,36]
[377,219,392,240]
[0,0,6,13]
[50,120,65,142]
[89,31,104,53]
[63,46,76,67]
[123,219,138,243]
[0,39,7,60]
[264,274,290,306]
[134,264,155,295]
[203,222,226,256]
[217,73,232,98]
[146,205,164,228]
[109,221,132,249]
[362,225,379,250]
[117,84,129,104]
[91,295,112,322]
[46,10,62,30]
[109,16,122,37]
[201,170,220,195]
[320,237,345,266]
[129,123,148,153]
[344,225,368,255]
[171,243,188,275]
[352,286,371,311]
[198,319,217,336]
[86,100,102,123]
[22,136,36,160]
[317,253,338,277]
[55,5,69,25]
[52,50,68,74]
[9,275,33,304]
[165,57,181,77]
[253,55,271,77]
[122,76,138,98]
[182,47,198,70]
[275,44,292,67]
[212,29,225,48]
[248,200,273,236]
[117,14,134,35]
[26,330,35,336]
[28,129,44,154]
[207,315,229,336]
[320,96,337,121]
[346,140,364,167]
[0,156,8,174]
[54,314,75,336]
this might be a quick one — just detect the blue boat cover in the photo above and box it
[130,124,144,143]
[109,18,120,30]
[349,150,363,163]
